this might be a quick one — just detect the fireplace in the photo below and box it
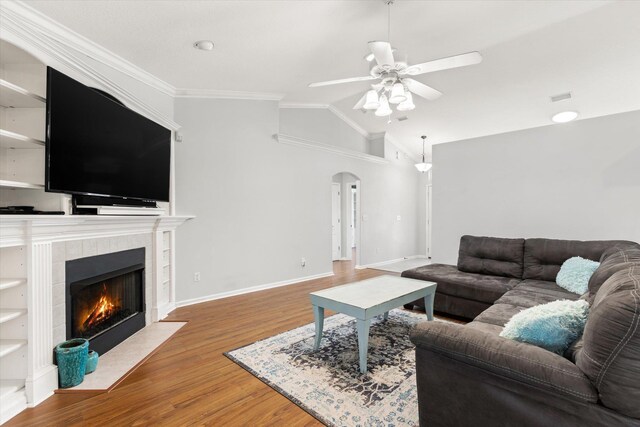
[66,248,146,355]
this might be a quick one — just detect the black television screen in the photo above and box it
[45,67,171,202]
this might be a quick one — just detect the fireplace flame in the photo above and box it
[82,283,117,331]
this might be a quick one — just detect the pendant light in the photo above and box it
[415,135,432,172]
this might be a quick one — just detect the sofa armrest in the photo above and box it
[410,321,598,403]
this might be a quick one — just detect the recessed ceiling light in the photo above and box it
[551,111,578,123]
[193,40,214,51]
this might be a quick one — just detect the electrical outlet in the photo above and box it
[301,257,306,267]
[397,215,402,221]
[194,272,201,282]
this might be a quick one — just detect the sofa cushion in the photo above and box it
[575,265,640,418]
[401,263,520,304]
[472,303,523,328]
[457,235,525,279]
[588,244,640,298]
[500,299,590,354]
[523,238,625,282]
[495,280,579,308]
[556,256,600,294]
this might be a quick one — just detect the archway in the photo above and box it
[331,172,361,269]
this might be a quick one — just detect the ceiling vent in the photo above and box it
[397,116,409,121]
[550,92,572,103]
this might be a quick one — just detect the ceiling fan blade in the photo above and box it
[368,41,395,67]
[404,78,442,101]
[405,51,482,76]
[352,92,367,110]
[308,75,376,88]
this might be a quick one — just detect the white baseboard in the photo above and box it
[153,302,176,322]
[174,271,335,308]
[25,365,57,407]
[355,255,428,270]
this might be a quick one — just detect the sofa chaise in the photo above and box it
[405,236,640,426]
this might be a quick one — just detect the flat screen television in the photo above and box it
[45,67,171,203]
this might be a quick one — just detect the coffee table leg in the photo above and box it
[356,318,371,374]
[383,311,389,321]
[424,292,435,321]
[313,305,324,350]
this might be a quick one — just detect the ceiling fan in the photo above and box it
[308,0,482,118]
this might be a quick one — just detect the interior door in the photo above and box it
[332,183,341,260]
[426,185,432,258]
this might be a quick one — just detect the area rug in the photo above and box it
[225,309,438,426]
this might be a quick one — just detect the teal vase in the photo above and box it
[85,350,99,374]
[55,338,89,388]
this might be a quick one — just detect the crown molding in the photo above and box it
[278,102,370,139]
[2,1,175,97]
[275,134,389,165]
[385,134,421,162]
[174,88,285,101]
[367,131,386,141]
[279,102,330,109]
[0,1,180,130]
[326,105,369,138]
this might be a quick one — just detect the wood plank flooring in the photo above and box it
[7,260,440,426]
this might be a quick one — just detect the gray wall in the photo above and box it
[174,99,421,303]
[279,107,368,154]
[431,109,640,264]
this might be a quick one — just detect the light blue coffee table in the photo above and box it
[309,275,437,374]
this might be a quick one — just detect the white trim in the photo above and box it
[366,131,386,141]
[0,1,180,130]
[279,102,370,139]
[2,2,175,96]
[279,102,329,109]
[276,133,389,165]
[327,105,369,138]
[175,271,334,308]
[355,255,428,270]
[174,88,284,101]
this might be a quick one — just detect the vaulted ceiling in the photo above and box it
[24,0,640,158]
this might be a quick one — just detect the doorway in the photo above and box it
[331,172,361,268]
[426,184,432,258]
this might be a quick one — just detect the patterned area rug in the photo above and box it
[225,309,436,426]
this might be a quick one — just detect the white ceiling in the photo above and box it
[23,0,640,158]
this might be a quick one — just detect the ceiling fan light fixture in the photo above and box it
[363,90,380,109]
[389,82,407,104]
[375,95,392,116]
[397,92,415,111]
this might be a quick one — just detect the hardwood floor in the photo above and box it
[7,259,436,426]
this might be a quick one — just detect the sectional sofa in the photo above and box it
[403,236,640,426]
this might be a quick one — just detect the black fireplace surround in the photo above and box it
[65,248,146,355]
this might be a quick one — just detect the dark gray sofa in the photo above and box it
[405,236,640,426]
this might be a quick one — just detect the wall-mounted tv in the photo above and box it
[45,67,171,202]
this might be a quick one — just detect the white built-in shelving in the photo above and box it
[0,244,28,425]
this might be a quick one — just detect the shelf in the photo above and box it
[0,279,26,291]
[0,180,44,190]
[0,309,26,325]
[0,129,44,149]
[0,308,25,324]
[0,79,45,108]
[0,379,25,399]
[0,340,26,358]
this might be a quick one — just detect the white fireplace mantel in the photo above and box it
[0,214,192,422]
[0,215,193,248]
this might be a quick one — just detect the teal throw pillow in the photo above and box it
[556,256,600,294]
[500,299,590,354]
